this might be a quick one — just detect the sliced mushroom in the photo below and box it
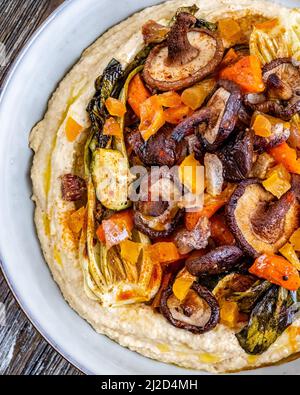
[143,12,224,91]
[160,282,220,334]
[244,58,300,121]
[134,168,183,238]
[174,217,211,255]
[226,180,299,257]
[218,129,254,182]
[127,124,187,167]
[171,80,242,149]
[200,80,242,151]
[186,245,243,277]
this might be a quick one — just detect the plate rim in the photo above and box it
[0,0,299,376]
[0,0,90,375]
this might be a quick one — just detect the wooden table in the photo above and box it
[0,0,82,375]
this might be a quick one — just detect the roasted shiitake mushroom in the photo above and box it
[186,245,243,277]
[244,58,300,121]
[226,179,299,257]
[127,124,187,167]
[218,129,254,182]
[160,282,220,334]
[134,168,183,238]
[143,12,224,91]
[171,80,242,149]
[174,217,211,255]
[200,80,242,151]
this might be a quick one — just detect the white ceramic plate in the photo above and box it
[1,0,300,375]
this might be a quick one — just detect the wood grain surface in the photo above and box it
[0,0,82,375]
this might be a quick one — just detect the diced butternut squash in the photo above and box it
[173,270,196,301]
[218,18,242,42]
[220,301,239,329]
[65,116,84,142]
[290,228,300,252]
[158,91,182,108]
[178,154,204,195]
[279,243,300,271]
[262,171,291,199]
[120,240,143,265]
[103,117,122,138]
[219,48,239,69]
[105,97,127,117]
[164,105,191,124]
[255,18,279,31]
[139,95,165,141]
[68,207,86,233]
[96,210,134,249]
[181,79,215,110]
[252,113,272,137]
[147,242,181,265]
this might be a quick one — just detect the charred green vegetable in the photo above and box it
[230,280,272,313]
[87,59,123,150]
[236,286,300,355]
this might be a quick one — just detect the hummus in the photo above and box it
[30,0,300,373]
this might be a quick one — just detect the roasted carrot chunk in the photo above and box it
[249,254,300,291]
[128,73,151,117]
[219,55,265,93]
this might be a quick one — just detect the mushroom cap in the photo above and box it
[263,58,300,95]
[160,282,220,334]
[143,28,224,91]
[226,180,299,257]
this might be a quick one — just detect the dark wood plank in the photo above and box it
[0,0,82,375]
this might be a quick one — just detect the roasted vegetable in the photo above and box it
[179,153,204,195]
[91,148,130,211]
[236,286,300,354]
[134,168,183,239]
[226,180,299,257]
[61,174,86,202]
[229,279,272,314]
[218,129,254,182]
[219,55,265,93]
[204,153,224,197]
[128,123,187,167]
[160,282,220,334]
[65,117,84,142]
[174,217,211,255]
[127,73,150,117]
[249,253,300,291]
[269,142,300,175]
[186,245,243,277]
[143,12,224,91]
[200,80,242,151]
[87,59,123,150]
[96,210,134,249]
[172,268,196,301]
[181,78,216,110]
[80,179,161,306]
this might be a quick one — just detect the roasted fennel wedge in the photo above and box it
[80,57,162,306]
